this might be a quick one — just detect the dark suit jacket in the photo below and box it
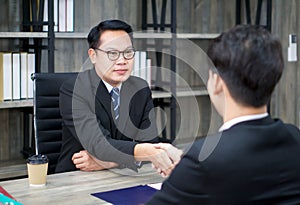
[147,116,300,205]
[55,68,158,173]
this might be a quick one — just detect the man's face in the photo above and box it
[89,30,134,87]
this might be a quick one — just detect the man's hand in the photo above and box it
[154,143,183,166]
[134,143,182,177]
[72,150,118,171]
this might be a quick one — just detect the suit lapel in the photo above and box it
[95,81,112,116]
[88,69,118,137]
[87,69,112,118]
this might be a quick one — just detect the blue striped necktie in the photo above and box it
[111,87,120,121]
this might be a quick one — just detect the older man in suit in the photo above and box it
[55,19,182,175]
[147,25,300,204]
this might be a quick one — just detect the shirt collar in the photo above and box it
[219,113,269,132]
[102,80,122,94]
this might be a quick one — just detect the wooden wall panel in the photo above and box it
[271,0,300,126]
[0,109,23,161]
[74,0,141,32]
[54,39,89,72]
[298,0,300,129]
[188,0,235,33]
[0,109,9,160]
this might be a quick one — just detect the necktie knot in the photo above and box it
[111,88,120,121]
[112,87,119,96]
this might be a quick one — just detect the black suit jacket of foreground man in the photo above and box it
[147,116,300,205]
[56,68,158,173]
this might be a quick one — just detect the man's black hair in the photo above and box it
[87,19,133,49]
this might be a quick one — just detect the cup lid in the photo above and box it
[27,154,49,164]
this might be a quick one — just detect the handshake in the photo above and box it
[134,143,183,177]
[72,143,183,177]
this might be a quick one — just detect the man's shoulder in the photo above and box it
[59,73,78,92]
[60,69,95,95]
[280,119,300,132]
[280,120,300,140]
[127,75,149,86]
[124,76,151,94]
[182,133,221,161]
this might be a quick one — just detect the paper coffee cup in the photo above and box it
[27,154,49,187]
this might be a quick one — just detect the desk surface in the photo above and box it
[0,164,164,205]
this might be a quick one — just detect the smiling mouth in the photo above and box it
[114,69,128,75]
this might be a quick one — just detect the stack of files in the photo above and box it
[132,51,152,87]
[0,52,35,101]
[43,0,74,32]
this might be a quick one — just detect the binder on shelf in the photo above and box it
[58,0,66,32]
[66,0,74,32]
[43,0,59,32]
[0,52,12,101]
[140,51,147,82]
[54,0,59,31]
[20,52,28,99]
[133,51,140,77]
[58,0,74,32]
[132,51,152,87]
[27,53,35,98]
[146,58,152,87]
[12,53,21,100]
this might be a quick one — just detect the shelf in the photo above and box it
[0,99,33,109]
[56,32,218,39]
[0,88,207,109]
[134,32,173,39]
[176,33,219,39]
[0,32,47,38]
[0,32,86,39]
[55,31,173,39]
[55,32,87,39]
[152,91,172,98]
[177,87,208,97]
[152,87,208,99]
[1,31,219,40]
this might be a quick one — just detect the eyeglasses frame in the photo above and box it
[93,47,136,61]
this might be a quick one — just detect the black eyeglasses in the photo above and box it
[94,47,135,61]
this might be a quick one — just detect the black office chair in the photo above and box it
[32,72,78,174]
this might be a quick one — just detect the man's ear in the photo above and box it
[213,74,224,95]
[88,48,96,64]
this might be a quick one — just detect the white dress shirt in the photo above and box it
[219,113,269,132]
[102,80,122,93]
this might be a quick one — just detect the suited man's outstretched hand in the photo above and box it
[154,143,183,166]
[134,143,183,177]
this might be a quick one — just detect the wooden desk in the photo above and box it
[0,164,164,204]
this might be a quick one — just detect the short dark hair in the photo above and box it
[87,19,133,49]
[207,24,284,107]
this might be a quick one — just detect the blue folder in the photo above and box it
[91,185,157,205]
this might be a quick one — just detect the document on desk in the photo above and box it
[91,183,162,205]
